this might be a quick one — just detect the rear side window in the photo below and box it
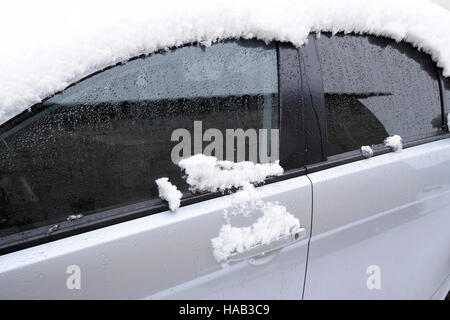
[316,34,442,157]
[0,40,279,238]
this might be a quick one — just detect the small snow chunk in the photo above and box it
[361,145,373,158]
[47,224,58,235]
[384,135,403,152]
[178,154,283,193]
[223,183,266,219]
[155,177,182,211]
[67,214,83,222]
[230,183,262,208]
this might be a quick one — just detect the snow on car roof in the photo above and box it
[1,0,450,124]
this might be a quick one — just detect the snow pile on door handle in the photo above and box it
[1,0,450,123]
[211,195,301,263]
[178,154,299,263]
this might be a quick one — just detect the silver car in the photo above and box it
[0,32,449,299]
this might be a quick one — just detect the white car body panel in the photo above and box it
[0,176,312,299]
[304,139,450,299]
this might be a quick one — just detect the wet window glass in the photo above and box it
[316,34,442,157]
[0,40,279,237]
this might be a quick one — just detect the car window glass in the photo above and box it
[0,40,279,237]
[316,34,442,156]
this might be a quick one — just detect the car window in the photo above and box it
[316,34,443,157]
[0,40,279,237]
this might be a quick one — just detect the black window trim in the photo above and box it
[438,68,449,132]
[299,34,328,165]
[0,40,307,255]
[278,42,305,169]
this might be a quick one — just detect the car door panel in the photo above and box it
[304,139,450,299]
[0,175,312,299]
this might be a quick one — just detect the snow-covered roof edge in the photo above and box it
[1,0,450,123]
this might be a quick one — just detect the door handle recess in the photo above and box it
[227,227,306,263]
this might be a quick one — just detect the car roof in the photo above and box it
[1,0,450,124]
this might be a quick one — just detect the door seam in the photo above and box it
[301,173,314,299]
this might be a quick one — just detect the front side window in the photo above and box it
[316,34,442,157]
[0,40,279,237]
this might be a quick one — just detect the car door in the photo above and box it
[301,33,450,299]
[0,39,312,299]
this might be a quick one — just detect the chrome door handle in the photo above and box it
[227,227,307,263]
